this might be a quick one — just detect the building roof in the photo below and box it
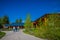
[4,23,24,27]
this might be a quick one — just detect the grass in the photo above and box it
[0,28,12,31]
[0,32,6,39]
[23,28,46,38]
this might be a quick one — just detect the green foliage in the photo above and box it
[0,18,3,28]
[39,14,60,40]
[2,15,9,24]
[16,19,20,23]
[24,14,60,40]
[0,32,6,39]
[45,15,60,40]
[0,15,9,28]
[16,18,22,23]
[24,13,32,31]
[19,18,22,23]
[0,18,2,24]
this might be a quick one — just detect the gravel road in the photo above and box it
[0,29,45,40]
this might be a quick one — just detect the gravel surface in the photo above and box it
[0,29,45,40]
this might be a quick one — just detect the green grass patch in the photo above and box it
[0,32,6,39]
[23,28,46,39]
[0,28,12,31]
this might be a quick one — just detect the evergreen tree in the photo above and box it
[0,15,9,28]
[16,19,19,23]
[0,18,2,24]
[2,15,9,24]
[0,18,3,28]
[16,18,22,23]
[19,18,22,23]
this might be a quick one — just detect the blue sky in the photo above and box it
[0,0,60,23]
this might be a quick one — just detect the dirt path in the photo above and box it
[0,29,45,40]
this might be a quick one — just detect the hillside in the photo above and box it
[24,13,60,40]
[34,13,60,40]
[34,13,60,27]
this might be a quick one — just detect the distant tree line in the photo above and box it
[16,18,22,23]
[0,15,9,28]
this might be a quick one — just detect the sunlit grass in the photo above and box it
[0,32,6,39]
